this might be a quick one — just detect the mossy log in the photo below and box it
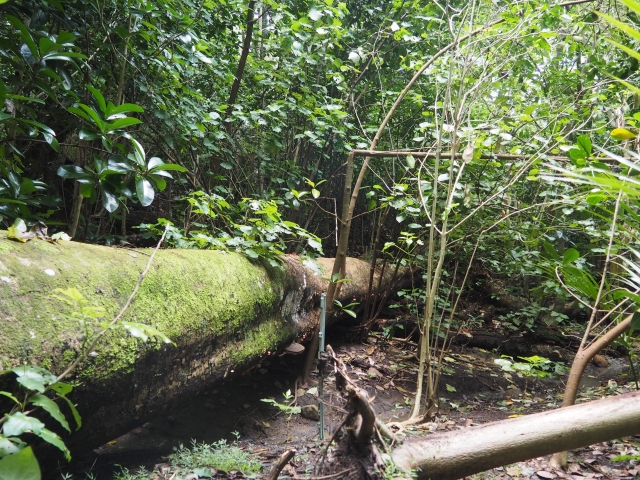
[0,233,402,463]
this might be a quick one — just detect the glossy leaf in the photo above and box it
[102,189,119,212]
[149,163,187,173]
[136,177,154,206]
[86,85,106,114]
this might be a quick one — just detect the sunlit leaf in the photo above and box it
[611,128,637,141]
[0,446,41,480]
[3,413,45,437]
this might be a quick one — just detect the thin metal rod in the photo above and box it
[318,293,326,440]
[319,294,326,355]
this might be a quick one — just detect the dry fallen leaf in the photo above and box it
[536,470,556,479]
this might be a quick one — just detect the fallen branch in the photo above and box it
[267,448,296,480]
[391,391,640,480]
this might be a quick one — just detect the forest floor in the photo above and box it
[61,325,640,480]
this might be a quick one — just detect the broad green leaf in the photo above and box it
[147,157,164,170]
[136,178,154,206]
[107,117,142,132]
[57,165,90,180]
[148,174,167,191]
[542,241,560,261]
[76,104,106,130]
[43,133,60,152]
[29,394,70,433]
[42,52,87,61]
[562,248,579,265]
[130,138,146,166]
[0,446,41,480]
[53,392,81,429]
[80,183,95,199]
[86,85,106,115]
[563,265,599,299]
[631,312,640,332]
[14,119,55,136]
[78,129,100,141]
[106,103,144,118]
[0,436,22,456]
[55,31,77,45]
[2,413,45,437]
[586,192,607,205]
[102,189,119,213]
[11,366,56,393]
[50,382,73,396]
[6,15,38,60]
[307,237,322,251]
[38,37,56,57]
[6,94,45,104]
[576,135,592,156]
[148,169,173,179]
[35,428,70,460]
[68,106,95,124]
[7,172,20,197]
[149,163,187,173]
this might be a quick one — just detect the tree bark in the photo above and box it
[0,233,404,462]
[392,391,640,480]
[225,0,256,125]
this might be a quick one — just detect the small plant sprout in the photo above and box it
[333,299,360,318]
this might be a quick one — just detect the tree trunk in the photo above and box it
[392,391,640,480]
[0,233,405,462]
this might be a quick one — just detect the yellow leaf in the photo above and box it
[7,219,35,242]
[508,414,523,418]
[611,127,637,140]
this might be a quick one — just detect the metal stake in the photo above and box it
[318,293,326,440]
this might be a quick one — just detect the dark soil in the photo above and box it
[58,326,640,480]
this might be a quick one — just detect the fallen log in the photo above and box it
[391,390,640,480]
[0,233,402,464]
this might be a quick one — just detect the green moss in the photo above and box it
[0,235,289,382]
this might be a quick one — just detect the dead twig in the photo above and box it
[267,448,296,480]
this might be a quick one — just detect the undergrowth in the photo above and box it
[114,438,262,479]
